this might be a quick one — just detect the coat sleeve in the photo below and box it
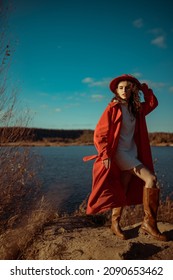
[94,105,111,160]
[141,86,158,115]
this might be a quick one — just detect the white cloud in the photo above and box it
[151,35,167,48]
[169,86,173,93]
[133,18,144,28]
[55,108,61,112]
[131,72,143,78]
[90,79,109,87]
[133,24,168,49]
[82,77,110,87]
[91,94,104,101]
[148,28,167,48]
[141,80,166,89]
[64,103,80,109]
[82,77,94,84]
[148,28,163,35]
[40,104,48,109]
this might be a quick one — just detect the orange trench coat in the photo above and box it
[83,88,158,214]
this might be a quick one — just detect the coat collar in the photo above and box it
[109,99,121,108]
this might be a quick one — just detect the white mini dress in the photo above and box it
[114,104,142,170]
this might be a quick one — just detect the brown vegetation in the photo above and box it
[149,132,173,146]
[0,195,173,260]
[0,127,173,146]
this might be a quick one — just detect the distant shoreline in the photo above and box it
[1,141,173,147]
[1,128,173,147]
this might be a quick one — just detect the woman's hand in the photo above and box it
[140,83,149,94]
[103,158,111,169]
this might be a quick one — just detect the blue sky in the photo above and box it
[5,0,173,131]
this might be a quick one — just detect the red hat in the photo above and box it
[109,74,141,93]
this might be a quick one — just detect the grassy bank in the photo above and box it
[0,193,173,259]
[0,128,173,146]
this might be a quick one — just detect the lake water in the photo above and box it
[32,146,173,213]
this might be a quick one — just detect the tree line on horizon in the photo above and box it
[0,127,173,145]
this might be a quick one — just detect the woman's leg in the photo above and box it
[131,164,157,188]
[120,163,156,193]
[130,164,167,241]
[111,170,132,239]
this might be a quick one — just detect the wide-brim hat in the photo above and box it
[110,74,141,93]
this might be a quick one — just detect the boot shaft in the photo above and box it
[143,187,160,221]
[141,187,167,241]
[111,207,126,239]
[112,207,123,222]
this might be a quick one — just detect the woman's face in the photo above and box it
[116,81,133,101]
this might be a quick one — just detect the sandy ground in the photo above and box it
[21,215,173,260]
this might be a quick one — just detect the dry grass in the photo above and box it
[0,147,40,230]
[120,197,173,227]
[76,194,173,228]
[0,198,55,259]
[0,145,55,260]
[0,189,172,259]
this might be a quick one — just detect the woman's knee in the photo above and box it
[132,165,158,188]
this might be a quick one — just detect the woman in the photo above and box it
[83,74,167,241]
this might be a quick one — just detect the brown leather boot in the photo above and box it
[141,188,167,241]
[111,207,126,240]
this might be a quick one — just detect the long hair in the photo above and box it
[111,83,141,118]
[128,88,141,117]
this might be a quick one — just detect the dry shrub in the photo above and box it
[77,194,173,228]
[0,129,56,261]
[0,146,42,230]
[158,196,173,223]
[0,197,55,260]
[0,145,57,260]
[120,196,173,227]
